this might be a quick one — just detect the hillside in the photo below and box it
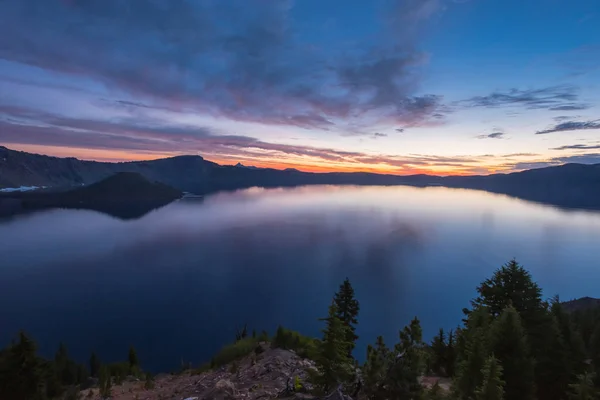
[561,297,600,313]
[0,172,182,219]
[2,146,600,210]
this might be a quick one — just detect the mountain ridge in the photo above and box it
[1,146,600,210]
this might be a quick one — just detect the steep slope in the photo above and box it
[0,146,213,192]
[0,172,182,219]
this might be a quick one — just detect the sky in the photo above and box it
[0,0,599,175]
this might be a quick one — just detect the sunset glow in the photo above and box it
[1,0,599,175]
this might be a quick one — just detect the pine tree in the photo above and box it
[312,300,353,393]
[551,297,587,376]
[490,306,534,400]
[382,317,425,399]
[333,278,360,356]
[128,345,139,368]
[55,342,78,385]
[89,352,101,378]
[535,316,571,400]
[446,329,457,377]
[475,356,504,400]
[0,331,45,400]
[430,328,447,376]
[568,372,599,400]
[453,327,489,400]
[590,323,600,373]
[362,336,390,400]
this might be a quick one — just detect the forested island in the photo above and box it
[1,260,599,399]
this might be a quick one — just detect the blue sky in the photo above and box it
[0,0,599,174]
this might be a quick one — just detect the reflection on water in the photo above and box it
[1,185,600,371]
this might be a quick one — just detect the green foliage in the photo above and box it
[294,375,303,391]
[128,345,139,368]
[272,325,320,360]
[535,315,571,400]
[431,328,447,376]
[490,306,534,400]
[453,321,489,400]
[0,331,45,400]
[471,260,544,320]
[333,278,360,356]
[384,317,426,399]
[568,372,599,400]
[446,329,457,377]
[427,382,448,400]
[590,323,600,372]
[475,356,504,400]
[210,337,260,368]
[311,300,354,393]
[362,336,390,400]
[144,372,155,390]
[98,366,112,399]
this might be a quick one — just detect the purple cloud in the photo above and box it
[0,0,448,131]
[459,85,589,111]
[536,120,600,135]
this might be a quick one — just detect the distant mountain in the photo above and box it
[1,146,600,210]
[234,162,261,170]
[561,297,600,313]
[0,172,182,219]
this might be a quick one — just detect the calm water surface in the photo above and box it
[1,185,600,371]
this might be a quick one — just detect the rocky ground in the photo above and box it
[78,343,450,400]
[79,344,317,400]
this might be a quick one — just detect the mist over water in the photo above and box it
[1,185,600,371]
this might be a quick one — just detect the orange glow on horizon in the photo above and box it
[4,143,507,176]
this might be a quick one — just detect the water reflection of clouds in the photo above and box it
[2,185,600,371]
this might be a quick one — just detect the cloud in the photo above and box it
[459,85,589,111]
[548,104,590,111]
[0,105,505,173]
[477,132,505,139]
[536,120,600,135]
[396,128,405,133]
[553,115,578,122]
[0,0,450,131]
[551,144,600,150]
[372,133,388,139]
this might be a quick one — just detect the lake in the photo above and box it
[1,184,600,372]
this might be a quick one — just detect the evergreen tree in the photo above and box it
[382,317,425,399]
[89,352,101,378]
[0,331,45,400]
[312,300,353,393]
[453,327,489,400]
[475,356,504,400]
[430,328,447,376]
[362,336,390,400]
[535,316,571,400]
[590,323,600,373]
[490,306,534,400]
[551,297,587,376]
[55,342,78,385]
[333,278,360,356]
[128,345,139,368]
[471,260,544,320]
[446,329,457,377]
[568,372,599,400]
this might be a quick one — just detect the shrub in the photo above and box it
[210,337,260,368]
[272,326,320,360]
